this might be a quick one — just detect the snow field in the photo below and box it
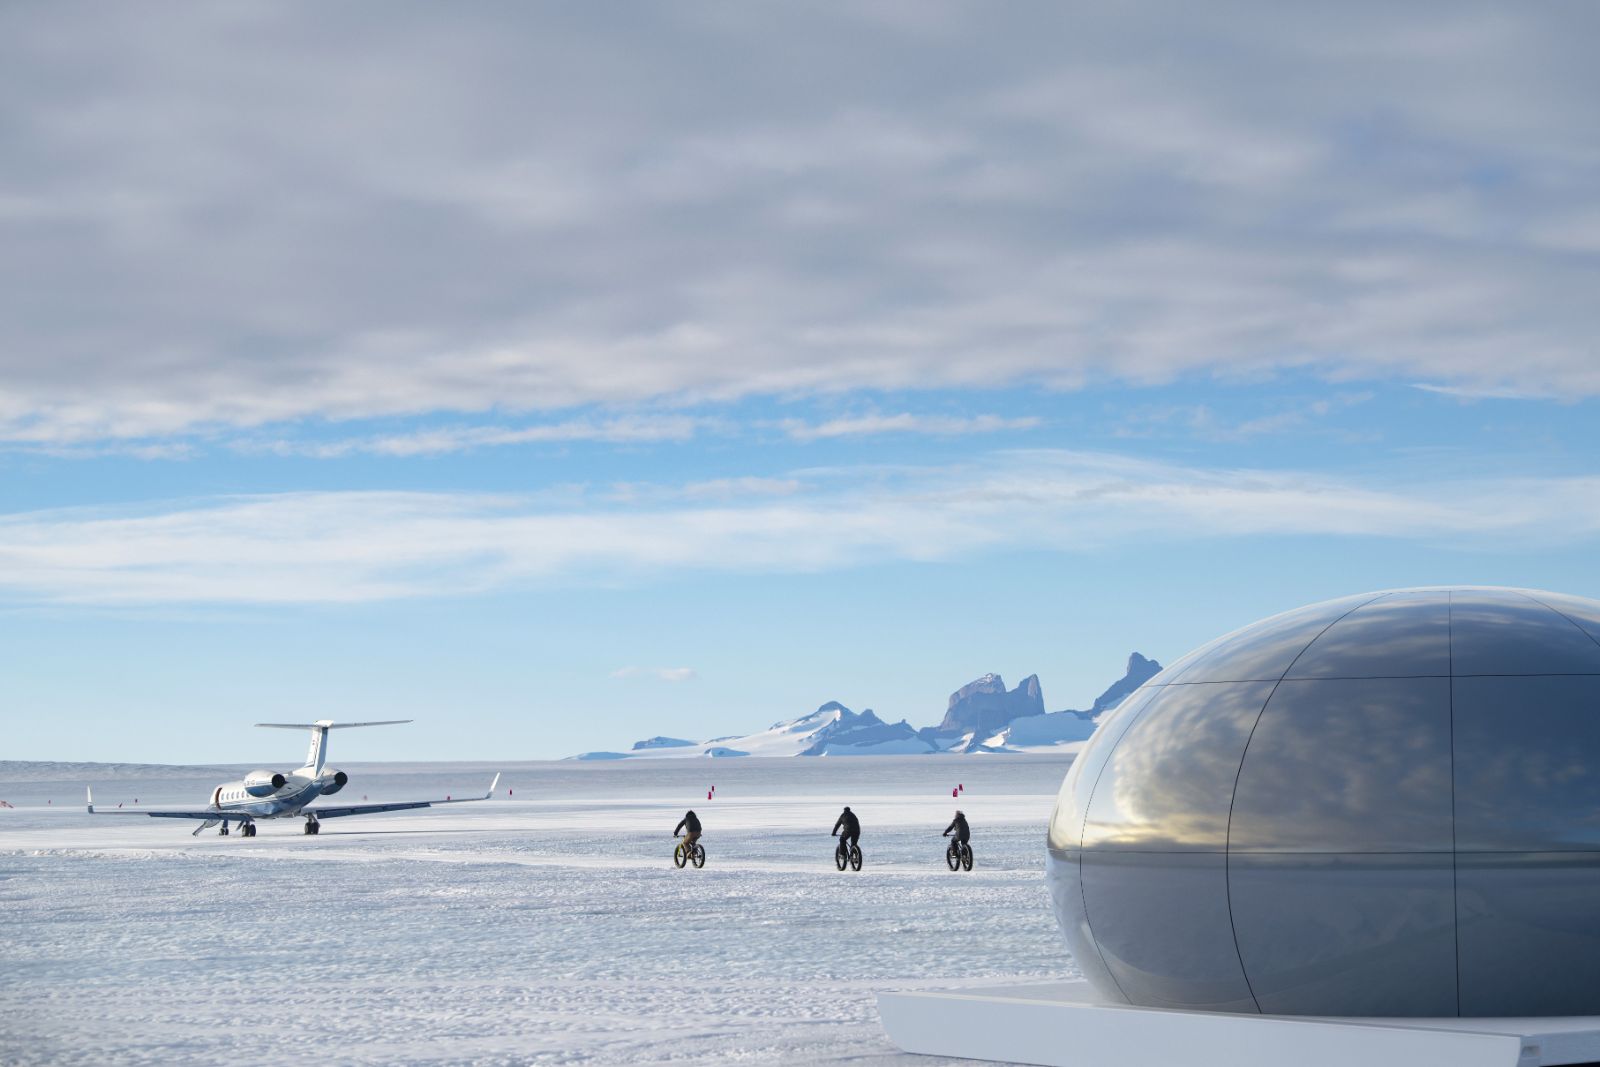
[1,758,1077,1066]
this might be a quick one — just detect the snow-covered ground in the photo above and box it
[1,757,1079,1066]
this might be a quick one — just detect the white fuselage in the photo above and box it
[211,766,331,820]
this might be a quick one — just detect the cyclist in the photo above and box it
[943,809,970,847]
[674,809,702,853]
[832,805,860,855]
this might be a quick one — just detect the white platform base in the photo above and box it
[877,981,1600,1067]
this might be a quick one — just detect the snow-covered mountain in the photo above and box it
[570,653,1162,760]
[970,654,1164,753]
[573,702,934,760]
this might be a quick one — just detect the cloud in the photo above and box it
[611,666,699,683]
[1409,382,1559,402]
[780,413,1041,441]
[242,415,708,458]
[0,5,1598,444]
[675,477,803,500]
[237,411,1035,458]
[5,450,1600,605]
[1116,393,1374,442]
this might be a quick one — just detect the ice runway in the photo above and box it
[1,756,1079,1066]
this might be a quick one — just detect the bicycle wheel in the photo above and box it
[835,845,847,871]
[945,844,959,871]
[849,844,863,871]
[961,844,973,872]
[674,842,688,868]
[691,843,706,868]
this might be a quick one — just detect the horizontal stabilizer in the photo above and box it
[255,720,413,730]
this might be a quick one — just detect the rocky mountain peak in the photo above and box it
[573,652,1162,760]
[1090,652,1163,714]
[947,674,1005,708]
[938,671,1046,738]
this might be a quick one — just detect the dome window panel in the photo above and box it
[1230,678,1453,854]
[1081,681,1276,852]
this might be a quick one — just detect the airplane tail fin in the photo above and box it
[255,720,413,774]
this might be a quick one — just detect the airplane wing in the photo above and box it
[86,787,245,821]
[307,774,500,820]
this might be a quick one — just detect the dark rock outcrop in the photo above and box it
[937,673,1045,740]
[1089,653,1162,714]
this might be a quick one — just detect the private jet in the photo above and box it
[86,720,499,837]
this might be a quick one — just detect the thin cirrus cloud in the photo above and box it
[240,415,709,458]
[235,411,1033,458]
[0,5,1597,446]
[779,413,1042,441]
[611,666,699,683]
[2,450,1600,606]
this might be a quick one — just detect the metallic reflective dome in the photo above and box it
[1047,587,1600,1018]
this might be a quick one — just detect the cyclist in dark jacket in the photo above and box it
[832,806,860,851]
[943,810,970,845]
[674,810,702,850]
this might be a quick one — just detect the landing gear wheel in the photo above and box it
[243,823,256,838]
[304,817,320,836]
[674,842,688,868]
[849,844,863,872]
[691,843,705,869]
[219,822,229,836]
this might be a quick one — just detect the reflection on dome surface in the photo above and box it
[1047,587,1600,1018]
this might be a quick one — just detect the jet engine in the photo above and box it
[243,770,287,797]
[319,768,349,796]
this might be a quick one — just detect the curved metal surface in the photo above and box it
[1168,593,1378,684]
[1079,850,1258,1013]
[1453,674,1600,852]
[1046,586,1600,1018]
[1046,685,1160,853]
[1080,681,1274,852]
[1228,852,1458,1017]
[1230,677,1453,854]
[1045,850,1129,1005]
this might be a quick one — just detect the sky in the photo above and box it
[4,2,1600,763]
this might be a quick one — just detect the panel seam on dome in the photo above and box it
[1075,687,1161,850]
[1073,851,1132,1006]
[1168,673,1456,683]
[1170,593,1391,685]
[1449,590,1462,1018]
[1222,848,1455,855]
[1522,591,1600,656]
[1451,848,1600,856]
[1222,596,1378,1015]
[1072,689,1155,1004]
[1450,671,1600,677]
